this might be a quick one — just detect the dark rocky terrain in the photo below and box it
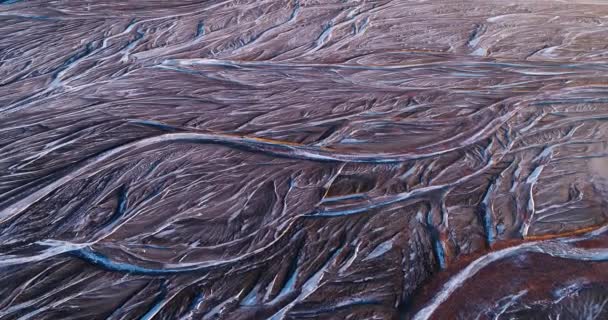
[1,0,608,319]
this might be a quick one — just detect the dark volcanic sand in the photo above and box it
[1,0,608,319]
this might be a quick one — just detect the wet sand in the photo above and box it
[1,0,608,319]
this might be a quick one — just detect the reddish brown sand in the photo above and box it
[1,0,608,319]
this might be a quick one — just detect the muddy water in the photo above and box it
[1,1,608,319]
